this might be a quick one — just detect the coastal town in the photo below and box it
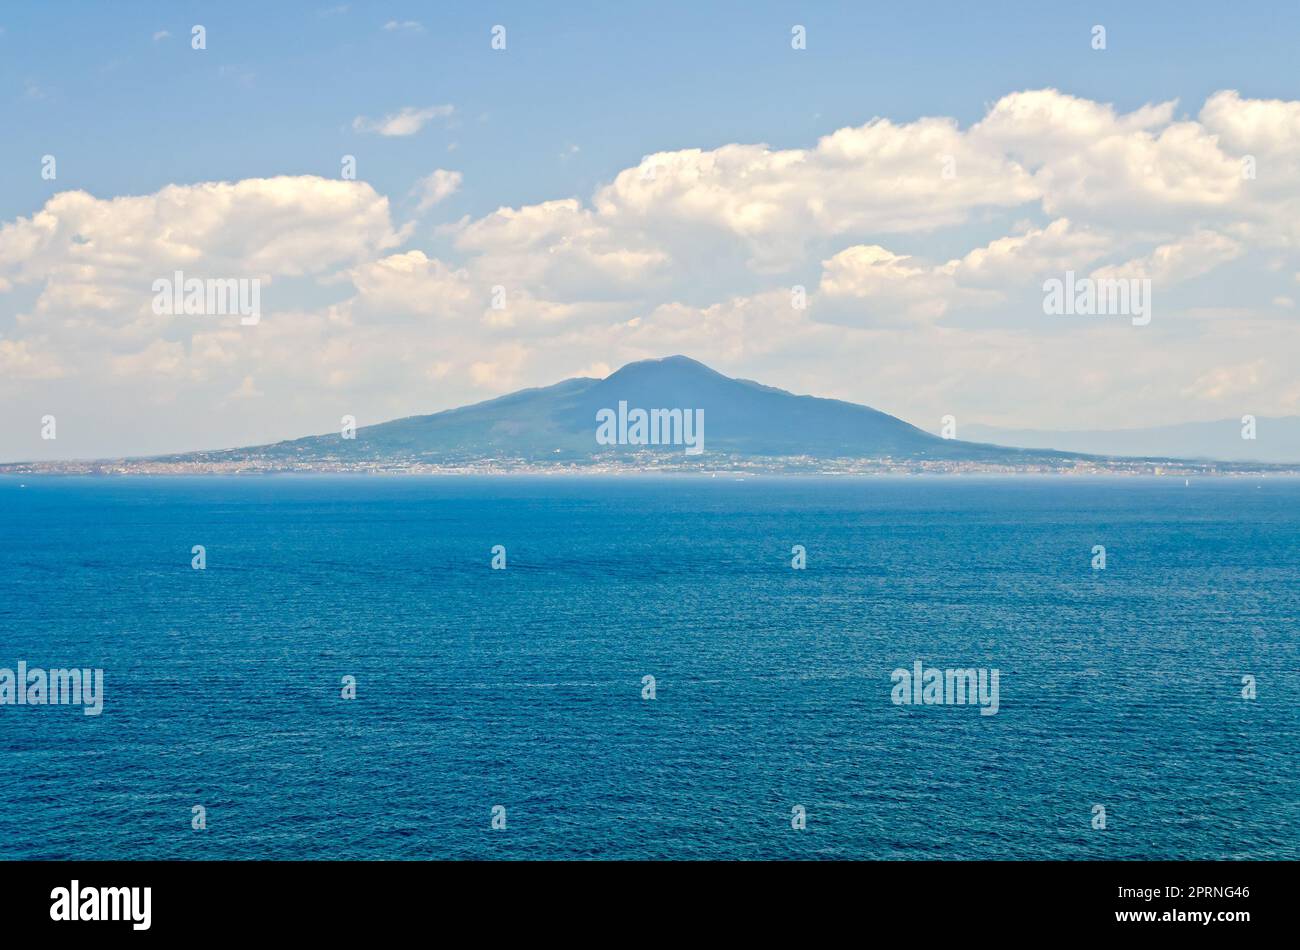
[2,451,1293,478]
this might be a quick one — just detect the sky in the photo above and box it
[3,1,1300,460]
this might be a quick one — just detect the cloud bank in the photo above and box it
[3,89,1299,459]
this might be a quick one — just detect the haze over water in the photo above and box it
[1,475,1295,859]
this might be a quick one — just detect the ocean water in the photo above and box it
[0,475,1296,860]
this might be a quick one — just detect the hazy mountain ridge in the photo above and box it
[159,356,1081,466]
[4,357,1296,474]
[961,417,1300,464]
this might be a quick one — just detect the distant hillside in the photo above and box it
[960,417,1300,464]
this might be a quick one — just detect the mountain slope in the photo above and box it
[161,355,1079,466]
[960,417,1300,464]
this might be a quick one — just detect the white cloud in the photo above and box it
[0,176,401,290]
[412,169,462,212]
[345,250,475,319]
[817,245,964,325]
[591,117,1039,268]
[948,219,1114,287]
[1092,230,1242,283]
[1199,90,1300,158]
[811,221,1117,326]
[453,199,669,298]
[352,105,453,137]
[0,339,65,380]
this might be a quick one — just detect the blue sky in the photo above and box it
[6,1,1299,223]
[3,2,1300,459]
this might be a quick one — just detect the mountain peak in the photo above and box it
[603,354,723,380]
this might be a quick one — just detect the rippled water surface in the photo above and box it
[1,475,1296,859]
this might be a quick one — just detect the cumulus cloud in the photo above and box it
[1199,90,1300,158]
[0,175,405,400]
[0,176,401,289]
[811,220,1118,326]
[591,116,1039,268]
[948,219,1114,287]
[816,245,966,326]
[345,250,475,319]
[453,199,670,298]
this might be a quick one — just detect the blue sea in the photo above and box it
[1,475,1296,860]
